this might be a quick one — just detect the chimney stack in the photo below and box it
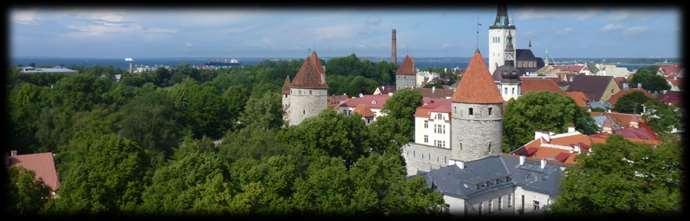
[540,159,547,169]
[519,155,526,166]
[391,29,397,65]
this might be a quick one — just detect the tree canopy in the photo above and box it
[613,91,652,114]
[503,92,598,151]
[628,66,670,93]
[551,135,681,214]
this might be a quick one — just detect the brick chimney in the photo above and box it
[391,29,397,65]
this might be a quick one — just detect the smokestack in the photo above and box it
[391,29,397,65]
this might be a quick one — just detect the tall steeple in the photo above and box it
[504,32,515,67]
[491,3,515,29]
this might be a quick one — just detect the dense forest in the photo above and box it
[6,55,446,214]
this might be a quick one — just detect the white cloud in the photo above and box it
[600,23,624,32]
[13,10,39,25]
[313,25,355,41]
[624,26,649,35]
[556,27,574,35]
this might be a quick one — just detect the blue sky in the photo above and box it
[10,7,680,58]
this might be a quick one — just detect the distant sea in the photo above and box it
[10,57,679,72]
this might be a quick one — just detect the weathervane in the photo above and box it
[475,17,482,50]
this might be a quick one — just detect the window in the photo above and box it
[303,110,306,115]
[442,125,446,134]
[520,195,525,214]
[469,108,473,115]
[488,142,492,152]
[533,201,540,211]
[498,197,502,211]
[424,135,428,143]
[489,200,493,214]
[459,142,462,150]
[512,87,515,95]
[504,87,508,94]
[478,202,483,215]
[508,195,512,208]
[488,107,493,116]
[433,140,437,147]
[309,90,312,95]
[424,120,428,128]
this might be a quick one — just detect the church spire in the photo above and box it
[490,3,515,29]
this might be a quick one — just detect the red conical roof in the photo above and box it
[452,50,503,104]
[291,51,328,89]
[396,55,416,75]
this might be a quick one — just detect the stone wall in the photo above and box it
[285,88,328,126]
[396,75,416,90]
[451,102,503,162]
[402,143,452,176]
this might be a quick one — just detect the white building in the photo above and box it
[414,98,452,148]
[19,66,77,74]
[416,70,440,87]
[593,64,631,78]
[421,154,563,215]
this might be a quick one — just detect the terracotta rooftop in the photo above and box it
[291,51,328,89]
[553,64,586,73]
[327,95,350,108]
[607,88,654,106]
[354,104,375,118]
[513,136,583,166]
[8,152,60,191]
[565,91,588,107]
[415,97,452,118]
[396,55,416,76]
[658,64,682,76]
[452,50,503,104]
[660,91,682,106]
[340,94,391,109]
[521,78,562,94]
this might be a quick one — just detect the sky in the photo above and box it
[10,7,681,59]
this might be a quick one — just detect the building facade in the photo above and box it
[282,51,329,126]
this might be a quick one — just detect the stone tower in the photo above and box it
[283,51,328,126]
[396,55,416,90]
[488,3,517,74]
[450,50,504,162]
[391,29,397,65]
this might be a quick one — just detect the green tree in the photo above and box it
[629,66,670,93]
[291,156,353,214]
[613,91,652,114]
[6,166,51,214]
[642,100,681,135]
[115,91,183,155]
[141,138,234,214]
[55,132,152,213]
[167,78,231,139]
[382,88,423,140]
[551,135,681,214]
[8,83,52,152]
[238,91,284,130]
[504,92,598,151]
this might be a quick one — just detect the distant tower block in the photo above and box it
[391,29,397,65]
[124,57,134,73]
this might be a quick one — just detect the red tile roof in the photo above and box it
[553,64,586,73]
[660,91,682,106]
[340,94,391,109]
[658,64,682,76]
[565,91,588,107]
[415,97,452,118]
[328,95,350,108]
[291,51,328,89]
[8,152,60,191]
[608,88,654,106]
[521,78,562,94]
[354,104,375,118]
[396,55,416,76]
[452,50,503,104]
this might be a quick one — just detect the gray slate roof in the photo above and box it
[567,75,614,101]
[423,154,563,199]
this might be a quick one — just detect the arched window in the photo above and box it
[488,107,493,116]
